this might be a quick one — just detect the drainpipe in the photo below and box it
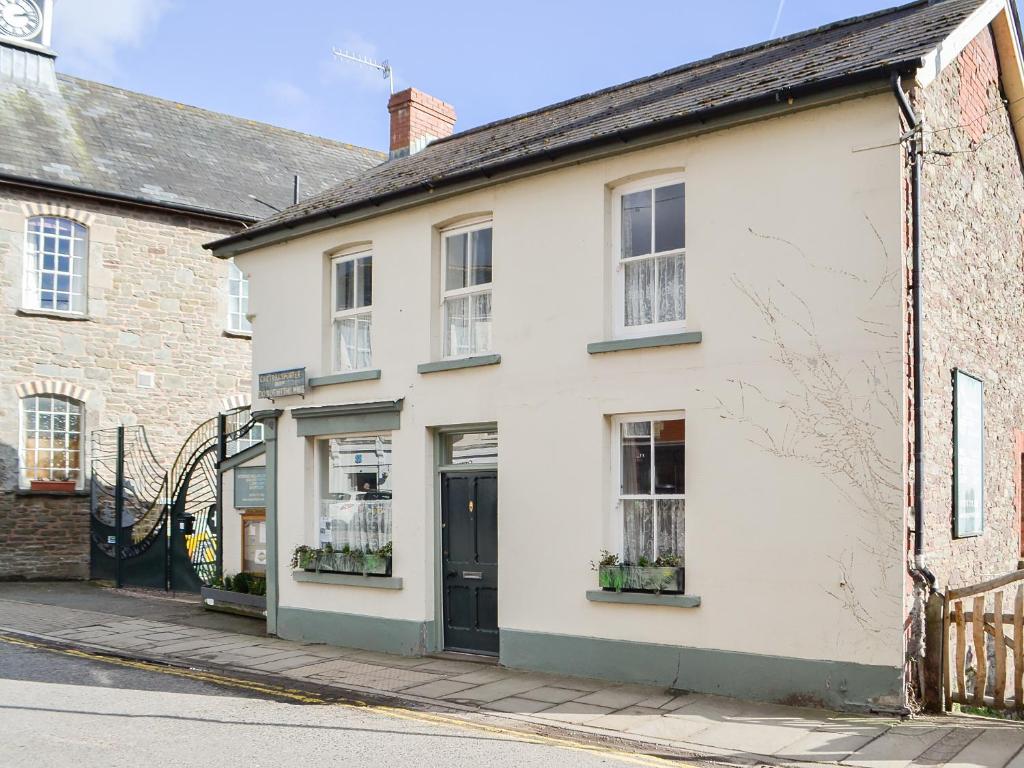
[892,73,937,590]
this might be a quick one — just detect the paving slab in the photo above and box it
[839,726,947,768]
[446,676,552,703]
[944,728,1024,768]
[775,724,891,763]
[532,702,615,724]
[572,686,655,710]
[400,679,479,699]
[484,696,557,714]
[519,686,590,704]
[585,705,667,733]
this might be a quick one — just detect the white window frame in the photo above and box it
[312,431,393,549]
[18,394,86,490]
[611,174,686,339]
[330,248,373,373]
[23,216,89,316]
[227,259,251,334]
[609,411,686,560]
[440,218,493,360]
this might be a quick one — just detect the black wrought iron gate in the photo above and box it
[89,408,259,592]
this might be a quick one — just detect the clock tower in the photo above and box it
[0,0,55,88]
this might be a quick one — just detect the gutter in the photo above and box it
[206,59,924,256]
[891,74,937,591]
[0,171,260,226]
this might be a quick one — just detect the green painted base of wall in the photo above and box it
[276,606,434,657]
[499,629,902,711]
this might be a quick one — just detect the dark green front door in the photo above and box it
[441,472,498,655]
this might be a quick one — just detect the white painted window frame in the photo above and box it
[23,216,88,316]
[18,394,86,490]
[611,174,687,339]
[311,431,393,547]
[227,259,251,334]
[609,411,686,559]
[330,248,373,373]
[440,218,493,360]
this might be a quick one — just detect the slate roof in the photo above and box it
[210,0,987,250]
[0,72,385,221]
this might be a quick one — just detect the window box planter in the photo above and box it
[201,586,266,619]
[298,550,392,577]
[29,480,77,493]
[599,565,685,594]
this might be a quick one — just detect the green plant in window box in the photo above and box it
[593,550,685,595]
[290,543,393,577]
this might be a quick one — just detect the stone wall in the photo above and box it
[0,185,251,579]
[915,26,1024,591]
[0,492,89,579]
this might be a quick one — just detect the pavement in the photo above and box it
[1,581,1024,768]
[0,635,647,768]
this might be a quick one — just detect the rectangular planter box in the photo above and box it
[30,480,77,493]
[599,565,685,594]
[299,551,392,577]
[201,586,266,619]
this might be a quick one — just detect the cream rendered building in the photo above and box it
[209,0,1024,710]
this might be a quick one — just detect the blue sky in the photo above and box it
[51,1,1018,153]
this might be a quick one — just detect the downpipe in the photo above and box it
[892,73,940,714]
[892,73,937,591]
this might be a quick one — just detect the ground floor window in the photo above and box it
[613,414,685,563]
[20,395,84,488]
[317,434,392,552]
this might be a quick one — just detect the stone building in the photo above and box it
[210,0,1024,711]
[0,1,383,580]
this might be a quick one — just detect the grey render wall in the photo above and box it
[0,185,252,579]
[915,25,1024,591]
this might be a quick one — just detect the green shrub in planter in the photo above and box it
[592,550,685,594]
[290,544,392,576]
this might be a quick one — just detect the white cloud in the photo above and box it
[53,0,172,77]
[266,80,311,108]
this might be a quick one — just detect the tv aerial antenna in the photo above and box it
[332,48,394,94]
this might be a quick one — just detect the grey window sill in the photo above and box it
[309,369,382,388]
[223,328,253,339]
[587,331,702,355]
[417,354,501,375]
[17,308,92,322]
[586,590,701,608]
[292,570,403,590]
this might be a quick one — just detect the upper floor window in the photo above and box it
[20,395,84,490]
[332,249,373,372]
[24,217,87,314]
[442,221,492,358]
[613,179,685,337]
[227,260,251,334]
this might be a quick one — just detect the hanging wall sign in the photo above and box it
[258,367,306,400]
[953,369,984,538]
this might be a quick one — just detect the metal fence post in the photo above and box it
[216,412,228,580]
[114,426,125,589]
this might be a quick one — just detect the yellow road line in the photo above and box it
[0,633,694,768]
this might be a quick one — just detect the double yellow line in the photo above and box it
[0,633,695,768]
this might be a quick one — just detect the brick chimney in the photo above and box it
[387,88,456,160]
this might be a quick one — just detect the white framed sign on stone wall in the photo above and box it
[953,368,985,539]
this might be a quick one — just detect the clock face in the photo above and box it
[0,0,42,41]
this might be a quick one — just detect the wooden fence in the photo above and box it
[944,570,1024,710]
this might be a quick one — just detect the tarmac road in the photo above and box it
[0,635,683,768]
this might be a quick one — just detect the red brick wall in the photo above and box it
[388,88,456,155]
